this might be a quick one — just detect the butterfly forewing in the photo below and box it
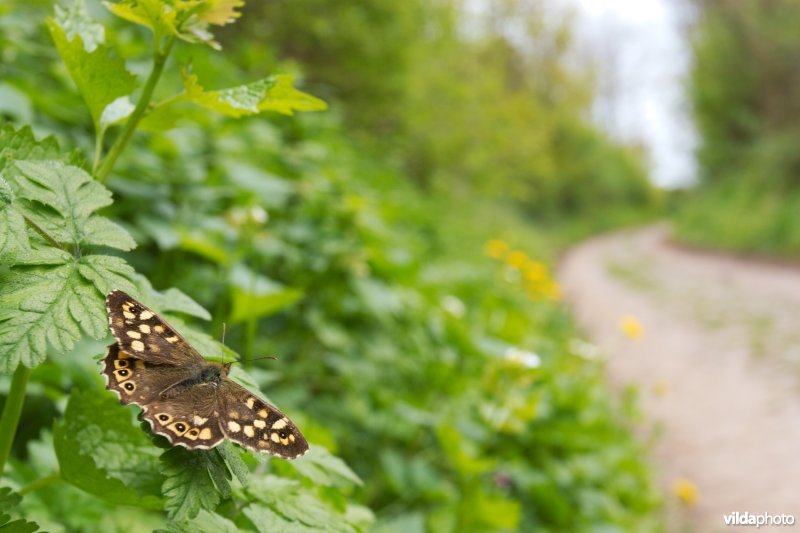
[218,380,309,459]
[106,290,205,366]
[102,291,309,459]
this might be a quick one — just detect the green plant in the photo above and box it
[0,1,366,530]
[1,0,660,531]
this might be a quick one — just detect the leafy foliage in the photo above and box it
[48,5,137,132]
[0,487,40,532]
[53,390,164,509]
[0,0,660,530]
[676,0,800,255]
[181,72,327,117]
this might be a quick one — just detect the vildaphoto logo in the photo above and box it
[723,512,795,528]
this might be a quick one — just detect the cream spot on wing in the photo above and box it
[227,421,241,433]
[289,434,296,443]
[149,344,161,353]
[193,415,208,426]
[245,398,255,409]
[126,330,141,339]
[270,433,280,443]
[253,420,266,429]
[243,426,254,437]
[139,324,151,334]
[131,340,145,352]
[258,440,268,448]
[114,318,125,327]
[165,336,179,343]
[198,428,212,440]
[113,369,131,382]
[117,351,132,359]
[123,311,135,320]
[258,409,268,418]
[154,325,164,333]
[280,437,289,445]
[185,429,200,440]
[229,411,240,419]
[271,418,287,430]
[139,310,154,320]
[135,360,145,369]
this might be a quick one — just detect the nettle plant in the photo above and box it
[0,1,372,530]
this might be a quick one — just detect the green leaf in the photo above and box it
[243,476,360,532]
[196,0,244,26]
[99,96,135,130]
[0,487,40,533]
[161,509,241,533]
[161,445,245,521]
[104,0,177,37]
[8,160,135,250]
[48,6,137,130]
[151,287,212,321]
[53,390,165,509]
[54,0,105,52]
[0,125,61,175]
[229,265,303,323]
[0,257,96,372]
[243,504,316,533]
[289,447,363,488]
[0,177,30,265]
[181,73,327,118]
[104,0,240,50]
[215,441,249,486]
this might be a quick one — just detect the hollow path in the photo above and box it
[558,225,800,532]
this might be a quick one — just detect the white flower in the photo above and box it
[569,338,600,360]
[441,295,466,318]
[504,346,541,368]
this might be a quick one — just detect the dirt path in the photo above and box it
[558,225,800,532]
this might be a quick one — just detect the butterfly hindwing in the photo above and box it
[139,384,226,449]
[106,290,204,366]
[218,380,309,459]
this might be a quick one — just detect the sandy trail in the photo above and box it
[558,225,800,532]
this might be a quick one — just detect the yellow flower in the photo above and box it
[619,315,644,340]
[506,250,528,269]
[672,477,699,506]
[485,239,509,259]
[523,261,548,282]
[544,281,561,301]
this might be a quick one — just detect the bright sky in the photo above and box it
[567,0,697,187]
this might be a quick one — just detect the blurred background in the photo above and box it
[1,0,799,531]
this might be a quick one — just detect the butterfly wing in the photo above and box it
[106,290,205,366]
[103,344,192,406]
[102,344,225,449]
[217,379,309,459]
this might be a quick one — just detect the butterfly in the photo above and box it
[102,290,309,459]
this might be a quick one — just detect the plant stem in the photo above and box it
[95,36,175,183]
[0,365,32,478]
[18,473,62,495]
[92,128,105,176]
[23,216,66,252]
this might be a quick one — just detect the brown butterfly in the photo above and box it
[102,290,309,459]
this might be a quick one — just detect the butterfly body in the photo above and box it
[102,290,309,459]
